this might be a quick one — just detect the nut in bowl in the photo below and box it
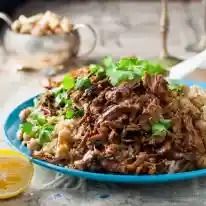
[1,11,97,71]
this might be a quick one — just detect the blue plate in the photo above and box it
[4,80,206,184]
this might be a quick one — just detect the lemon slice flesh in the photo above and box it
[0,149,34,199]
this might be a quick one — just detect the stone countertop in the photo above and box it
[2,1,206,205]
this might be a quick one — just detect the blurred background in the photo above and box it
[0,0,204,61]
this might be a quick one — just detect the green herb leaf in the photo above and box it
[74,108,84,117]
[104,57,140,86]
[75,76,92,90]
[30,112,46,125]
[38,125,54,145]
[66,110,74,119]
[100,56,166,86]
[62,75,75,90]
[159,119,171,129]
[117,57,139,70]
[168,81,184,93]
[152,123,167,136]
[103,56,115,69]
[152,119,171,136]
[106,68,140,86]
[39,130,51,145]
[65,99,73,107]
[138,60,166,76]
[21,122,33,135]
[89,64,105,78]
[55,91,68,106]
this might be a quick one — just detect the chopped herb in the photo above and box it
[65,108,84,119]
[89,56,167,86]
[103,56,115,69]
[152,119,172,136]
[89,64,105,78]
[52,86,64,96]
[55,91,68,106]
[117,57,139,70]
[38,125,54,145]
[137,60,166,76]
[75,76,92,90]
[65,99,73,107]
[62,75,75,90]
[103,56,141,86]
[39,130,51,145]
[30,112,46,125]
[168,81,184,93]
[159,119,171,129]
[66,110,74,119]
[106,68,140,86]
[21,122,33,135]
[74,108,84,117]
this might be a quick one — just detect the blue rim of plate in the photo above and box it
[3,79,206,184]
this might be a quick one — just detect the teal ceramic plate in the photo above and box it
[4,80,206,184]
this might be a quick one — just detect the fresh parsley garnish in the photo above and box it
[21,122,33,135]
[168,80,184,93]
[74,108,84,117]
[89,56,166,86]
[55,90,68,106]
[152,119,172,137]
[65,108,84,119]
[104,56,141,86]
[38,125,54,145]
[75,76,92,90]
[62,75,75,90]
[89,64,105,78]
[65,109,74,119]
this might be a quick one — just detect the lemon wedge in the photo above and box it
[0,149,34,199]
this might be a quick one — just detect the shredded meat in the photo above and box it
[33,73,206,174]
[59,74,205,174]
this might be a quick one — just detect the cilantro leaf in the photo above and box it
[159,119,171,129]
[30,112,46,125]
[138,60,166,76]
[65,99,73,108]
[152,119,171,136]
[55,90,68,106]
[74,108,84,117]
[103,56,115,69]
[168,81,184,93]
[104,57,141,86]
[89,64,105,78]
[100,56,166,85]
[65,108,84,119]
[38,125,54,145]
[66,110,74,119]
[39,130,51,145]
[62,75,75,90]
[21,122,33,135]
[75,76,92,90]
[117,57,139,70]
[106,68,140,86]
[152,123,167,136]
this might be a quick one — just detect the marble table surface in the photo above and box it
[2,0,206,205]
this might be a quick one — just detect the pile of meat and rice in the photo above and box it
[17,57,206,174]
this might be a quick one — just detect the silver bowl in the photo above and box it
[0,13,97,70]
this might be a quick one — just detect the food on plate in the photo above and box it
[0,149,33,199]
[11,11,73,36]
[17,56,206,174]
